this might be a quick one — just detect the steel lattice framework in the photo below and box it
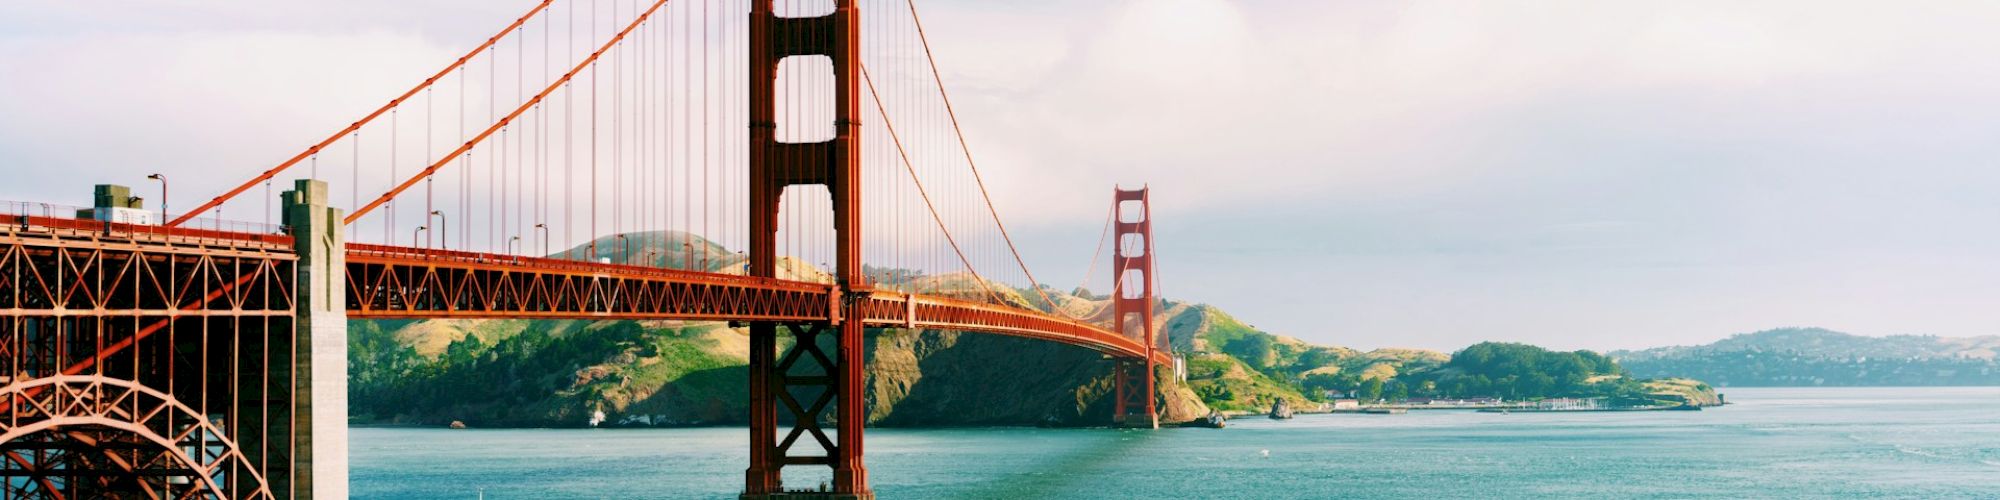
[1,217,299,499]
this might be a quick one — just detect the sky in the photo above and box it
[5,1,2000,351]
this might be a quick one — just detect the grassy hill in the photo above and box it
[1157,303,1453,411]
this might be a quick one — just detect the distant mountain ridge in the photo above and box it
[1617,327,2000,362]
[1613,328,2000,387]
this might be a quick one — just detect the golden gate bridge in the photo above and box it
[0,1,1167,498]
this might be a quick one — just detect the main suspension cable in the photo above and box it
[346,0,676,225]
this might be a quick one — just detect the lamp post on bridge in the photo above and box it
[615,234,629,263]
[413,226,428,248]
[429,210,447,250]
[145,174,167,224]
[534,223,549,257]
[509,235,521,255]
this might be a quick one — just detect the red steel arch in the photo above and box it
[0,375,274,500]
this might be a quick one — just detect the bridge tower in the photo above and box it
[745,1,872,499]
[1112,187,1160,428]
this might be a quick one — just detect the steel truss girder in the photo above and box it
[857,292,1168,365]
[344,244,836,322]
[0,235,297,319]
[344,246,1167,364]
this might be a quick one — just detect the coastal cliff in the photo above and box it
[348,232,1210,427]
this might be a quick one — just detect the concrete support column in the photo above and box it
[284,179,349,499]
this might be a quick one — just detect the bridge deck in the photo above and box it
[1,216,1160,363]
[347,243,1164,363]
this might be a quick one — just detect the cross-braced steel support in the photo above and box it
[746,0,870,497]
[745,322,866,499]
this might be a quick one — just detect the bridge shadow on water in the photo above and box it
[880,426,1161,500]
[868,331,1169,498]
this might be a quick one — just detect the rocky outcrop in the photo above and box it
[1643,378,1723,407]
[1268,398,1294,419]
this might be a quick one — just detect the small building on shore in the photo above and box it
[1537,398,1603,410]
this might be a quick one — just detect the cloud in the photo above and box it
[924,0,2000,348]
[9,0,2000,350]
[0,5,477,213]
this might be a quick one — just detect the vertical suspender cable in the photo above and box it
[904,0,1063,311]
[860,63,1001,304]
[169,0,560,227]
[590,0,600,257]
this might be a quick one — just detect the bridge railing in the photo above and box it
[1,200,289,247]
[345,243,824,291]
[859,290,1164,363]
[343,243,1161,360]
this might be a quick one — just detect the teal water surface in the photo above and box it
[352,387,2000,499]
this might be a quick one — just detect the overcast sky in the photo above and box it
[6,1,2000,351]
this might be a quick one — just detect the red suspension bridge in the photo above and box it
[0,1,1168,498]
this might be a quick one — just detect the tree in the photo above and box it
[1434,342,1635,400]
[1359,377,1385,402]
[1301,373,1346,399]
[1229,335,1276,369]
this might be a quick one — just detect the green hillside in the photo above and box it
[350,232,1715,426]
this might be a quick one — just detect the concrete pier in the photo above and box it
[285,179,349,499]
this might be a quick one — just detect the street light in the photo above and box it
[414,226,429,248]
[429,210,447,250]
[533,223,549,257]
[615,234,629,262]
[509,235,522,255]
[145,174,166,225]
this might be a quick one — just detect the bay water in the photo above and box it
[353,387,2000,499]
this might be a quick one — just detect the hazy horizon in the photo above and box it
[7,0,2000,351]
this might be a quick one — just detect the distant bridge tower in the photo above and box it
[1113,187,1159,428]
[745,0,872,499]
